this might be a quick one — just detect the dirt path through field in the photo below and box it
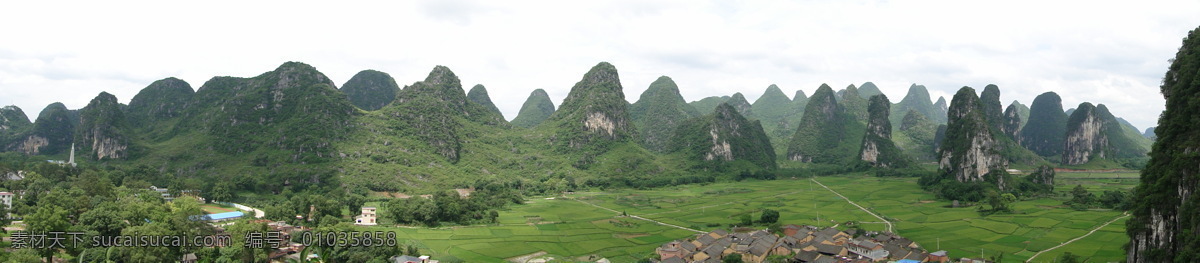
[1025,212,1130,262]
[811,178,894,233]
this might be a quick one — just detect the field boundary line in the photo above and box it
[810,178,894,233]
[572,198,705,233]
[1025,212,1129,263]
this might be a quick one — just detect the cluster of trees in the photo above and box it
[383,183,522,227]
[1065,185,1131,211]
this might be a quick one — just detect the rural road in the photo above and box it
[572,198,705,233]
[811,178,894,233]
[1025,213,1130,262]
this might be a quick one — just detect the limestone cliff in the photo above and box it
[545,62,637,159]
[15,103,75,155]
[76,92,131,160]
[1062,103,1150,165]
[669,103,776,170]
[859,95,910,167]
[1127,26,1200,263]
[1001,104,1022,139]
[937,87,1006,183]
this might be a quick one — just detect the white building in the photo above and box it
[0,192,13,218]
[355,206,377,225]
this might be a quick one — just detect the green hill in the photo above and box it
[467,84,505,119]
[895,109,939,161]
[856,82,884,99]
[1009,100,1030,131]
[785,84,866,164]
[0,105,32,148]
[630,76,700,153]
[669,103,776,171]
[341,69,400,111]
[510,89,555,128]
[689,96,731,114]
[1019,92,1068,157]
[384,66,505,163]
[891,84,945,126]
[9,102,75,155]
[750,84,802,158]
[839,85,869,123]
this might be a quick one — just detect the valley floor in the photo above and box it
[358,173,1130,262]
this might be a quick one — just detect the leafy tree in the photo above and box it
[723,253,744,263]
[25,205,70,262]
[759,209,780,224]
[1057,252,1080,263]
[1069,185,1095,210]
[739,214,753,226]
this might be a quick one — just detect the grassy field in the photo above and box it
[356,173,1135,262]
[200,203,238,214]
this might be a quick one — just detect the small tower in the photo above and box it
[68,143,76,167]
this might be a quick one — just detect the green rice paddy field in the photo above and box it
[358,173,1134,262]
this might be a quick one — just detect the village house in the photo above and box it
[355,206,378,225]
[653,225,940,263]
[0,191,12,218]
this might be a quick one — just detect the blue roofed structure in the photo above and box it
[191,211,244,222]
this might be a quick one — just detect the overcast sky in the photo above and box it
[2,0,1197,130]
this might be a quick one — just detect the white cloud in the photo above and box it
[0,0,1196,130]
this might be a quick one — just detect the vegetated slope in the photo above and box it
[689,95,732,114]
[890,84,945,126]
[630,76,700,153]
[467,84,505,119]
[669,103,777,171]
[0,105,32,151]
[894,109,940,161]
[1008,100,1030,130]
[1127,26,1200,263]
[127,77,194,127]
[340,69,400,111]
[856,82,884,99]
[382,66,506,163]
[750,84,802,158]
[785,84,866,164]
[1020,92,1069,157]
[510,89,555,128]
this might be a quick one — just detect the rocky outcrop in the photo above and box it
[669,103,776,170]
[546,62,637,158]
[1001,104,1022,139]
[725,93,754,118]
[1062,103,1150,165]
[931,96,950,120]
[511,89,556,128]
[630,76,700,152]
[979,84,1005,131]
[467,84,504,119]
[76,92,131,160]
[1019,92,1068,157]
[1062,103,1107,165]
[1028,164,1055,186]
[341,69,400,111]
[1127,26,1200,263]
[859,95,910,167]
[16,103,75,155]
[937,87,1006,182]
